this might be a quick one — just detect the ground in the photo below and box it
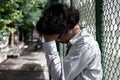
[0,43,49,80]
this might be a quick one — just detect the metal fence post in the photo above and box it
[95,0,103,51]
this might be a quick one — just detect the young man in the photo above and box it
[36,3,102,80]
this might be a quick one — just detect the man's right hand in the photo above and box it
[43,34,59,42]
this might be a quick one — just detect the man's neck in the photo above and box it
[74,25,81,35]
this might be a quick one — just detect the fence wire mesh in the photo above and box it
[71,0,96,38]
[101,0,120,80]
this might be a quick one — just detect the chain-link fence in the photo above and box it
[71,0,96,38]
[101,0,120,80]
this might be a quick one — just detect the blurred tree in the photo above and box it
[15,0,47,43]
[0,0,47,46]
[0,0,23,46]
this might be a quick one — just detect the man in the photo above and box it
[36,3,102,80]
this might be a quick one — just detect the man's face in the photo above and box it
[57,29,72,43]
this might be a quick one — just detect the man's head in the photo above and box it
[36,3,80,34]
[36,3,80,43]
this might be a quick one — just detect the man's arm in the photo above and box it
[43,40,62,80]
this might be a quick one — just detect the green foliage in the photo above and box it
[0,0,23,21]
[0,19,16,35]
[0,0,23,36]
[20,0,47,30]
[0,0,47,35]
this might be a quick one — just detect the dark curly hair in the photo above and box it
[36,3,80,35]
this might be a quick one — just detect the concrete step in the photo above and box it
[7,48,24,58]
[0,43,49,80]
[0,70,45,80]
[0,53,7,63]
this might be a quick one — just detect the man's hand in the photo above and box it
[43,34,59,42]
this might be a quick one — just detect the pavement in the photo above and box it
[0,43,49,80]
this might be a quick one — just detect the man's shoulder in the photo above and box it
[75,34,98,48]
